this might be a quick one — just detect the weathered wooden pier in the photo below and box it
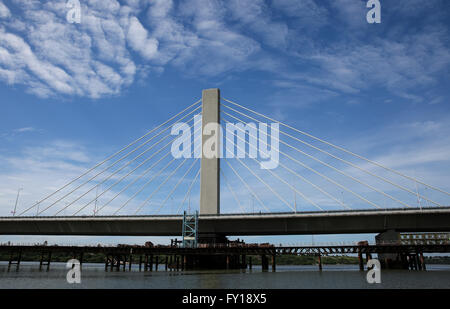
[2,243,449,272]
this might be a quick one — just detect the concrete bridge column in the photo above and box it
[376,229,401,269]
[200,88,220,216]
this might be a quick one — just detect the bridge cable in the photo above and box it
[95,127,198,215]
[45,116,189,216]
[112,120,203,215]
[220,169,247,213]
[46,113,200,216]
[222,110,407,209]
[223,159,270,212]
[221,113,381,209]
[230,155,295,212]
[221,118,329,211]
[222,97,450,197]
[43,126,177,216]
[112,151,177,215]
[73,116,203,216]
[221,112,381,209]
[222,105,440,207]
[176,168,201,214]
[221,114,381,210]
[63,131,177,216]
[135,135,202,215]
[17,99,201,216]
[155,158,200,214]
[276,125,441,206]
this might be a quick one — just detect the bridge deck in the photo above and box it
[0,207,450,236]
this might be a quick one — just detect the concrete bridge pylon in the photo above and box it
[200,88,220,216]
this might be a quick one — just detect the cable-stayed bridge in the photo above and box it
[1,89,450,238]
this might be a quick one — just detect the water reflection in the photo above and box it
[0,262,449,289]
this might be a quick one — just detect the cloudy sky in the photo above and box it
[0,0,449,245]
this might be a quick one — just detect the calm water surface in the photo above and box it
[1,262,449,289]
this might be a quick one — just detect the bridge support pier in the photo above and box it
[317,254,322,271]
[376,230,403,269]
[200,88,220,216]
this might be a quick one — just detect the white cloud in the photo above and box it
[0,0,11,18]
[127,16,158,60]
[0,0,271,98]
[0,0,141,98]
[13,127,36,133]
[0,0,448,104]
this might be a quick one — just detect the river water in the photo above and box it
[0,262,449,289]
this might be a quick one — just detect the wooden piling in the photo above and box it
[241,255,246,269]
[318,254,322,271]
[39,252,44,270]
[46,251,51,271]
[8,252,12,271]
[261,255,269,271]
[79,252,83,270]
[358,249,364,271]
[144,254,148,271]
[420,252,426,271]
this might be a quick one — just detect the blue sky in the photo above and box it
[0,0,450,245]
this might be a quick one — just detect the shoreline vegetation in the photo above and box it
[1,252,450,265]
